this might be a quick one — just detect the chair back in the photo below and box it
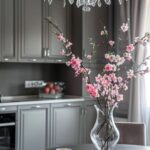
[116,122,146,145]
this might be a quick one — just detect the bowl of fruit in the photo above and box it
[39,82,65,99]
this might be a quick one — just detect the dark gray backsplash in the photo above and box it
[55,64,82,96]
[0,63,56,96]
[0,63,82,96]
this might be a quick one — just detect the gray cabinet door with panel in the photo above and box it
[46,0,71,63]
[18,104,49,150]
[84,101,96,143]
[18,0,46,63]
[0,0,18,62]
[0,0,2,61]
[51,102,83,148]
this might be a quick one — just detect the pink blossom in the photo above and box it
[100,31,105,35]
[118,77,123,83]
[123,84,128,91]
[109,55,116,62]
[126,44,135,52]
[105,54,125,66]
[83,77,89,83]
[121,23,129,32]
[108,40,115,47]
[65,42,73,49]
[86,84,99,98]
[104,64,116,72]
[127,69,135,79]
[70,55,82,70]
[116,56,125,66]
[59,49,65,55]
[99,74,112,88]
[109,73,117,83]
[117,94,124,101]
[57,33,66,42]
[123,52,132,60]
[95,74,101,83]
[78,67,91,75]
[105,53,110,60]
[86,54,92,60]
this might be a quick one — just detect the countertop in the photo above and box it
[0,95,85,107]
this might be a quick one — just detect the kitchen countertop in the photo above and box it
[0,95,85,107]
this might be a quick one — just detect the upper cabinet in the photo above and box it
[18,0,46,63]
[18,0,71,63]
[0,0,18,62]
[0,0,71,63]
[46,0,71,63]
[0,0,2,61]
[82,7,108,63]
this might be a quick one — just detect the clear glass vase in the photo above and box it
[90,104,120,150]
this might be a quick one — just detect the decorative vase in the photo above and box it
[90,104,120,150]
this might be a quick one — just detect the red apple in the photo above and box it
[47,82,54,88]
[54,85,60,92]
[50,89,56,94]
[44,87,50,94]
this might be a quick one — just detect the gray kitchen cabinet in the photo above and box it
[17,104,50,150]
[83,101,96,143]
[51,102,84,148]
[18,0,46,63]
[46,0,71,63]
[0,0,2,61]
[0,0,18,62]
[82,6,108,63]
[18,0,70,63]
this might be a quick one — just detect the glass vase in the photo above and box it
[90,104,120,150]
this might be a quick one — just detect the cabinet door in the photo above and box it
[18,104,49,150]
[84,102,96,143]
[18,0,46,63]
[0,0,2,61]
[51,102,83,147]
[1,0,17,62]
[46,0,71,63]
[82,7,108,63]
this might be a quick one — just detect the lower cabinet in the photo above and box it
[50,102,84,148]
[17,104,50,150]
[16,100,97,150]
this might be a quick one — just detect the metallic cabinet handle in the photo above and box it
[4,58,9,61]
[57,59,62,62]
[32,59,37,62]
[65,103,72,107]
[0,122,15,127]
[81,108,84,115]
[43,49,47,57]
[0,107,6,111]
[31,105,41,109]
[47,49,50,57]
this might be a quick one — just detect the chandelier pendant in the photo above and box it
[45,0,123,12]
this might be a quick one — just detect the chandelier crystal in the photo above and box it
[46,0,123,12]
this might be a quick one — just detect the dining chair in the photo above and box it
[116,122,146,145]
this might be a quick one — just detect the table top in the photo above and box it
[49,144,150,150]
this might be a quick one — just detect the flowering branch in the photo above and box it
[45,17,150,108]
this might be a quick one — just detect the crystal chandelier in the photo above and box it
[45,0,123,12]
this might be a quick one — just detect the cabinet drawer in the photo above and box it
[0,106,17,113]
[18,104,49,110]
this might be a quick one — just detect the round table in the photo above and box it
[49,144,150,150]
